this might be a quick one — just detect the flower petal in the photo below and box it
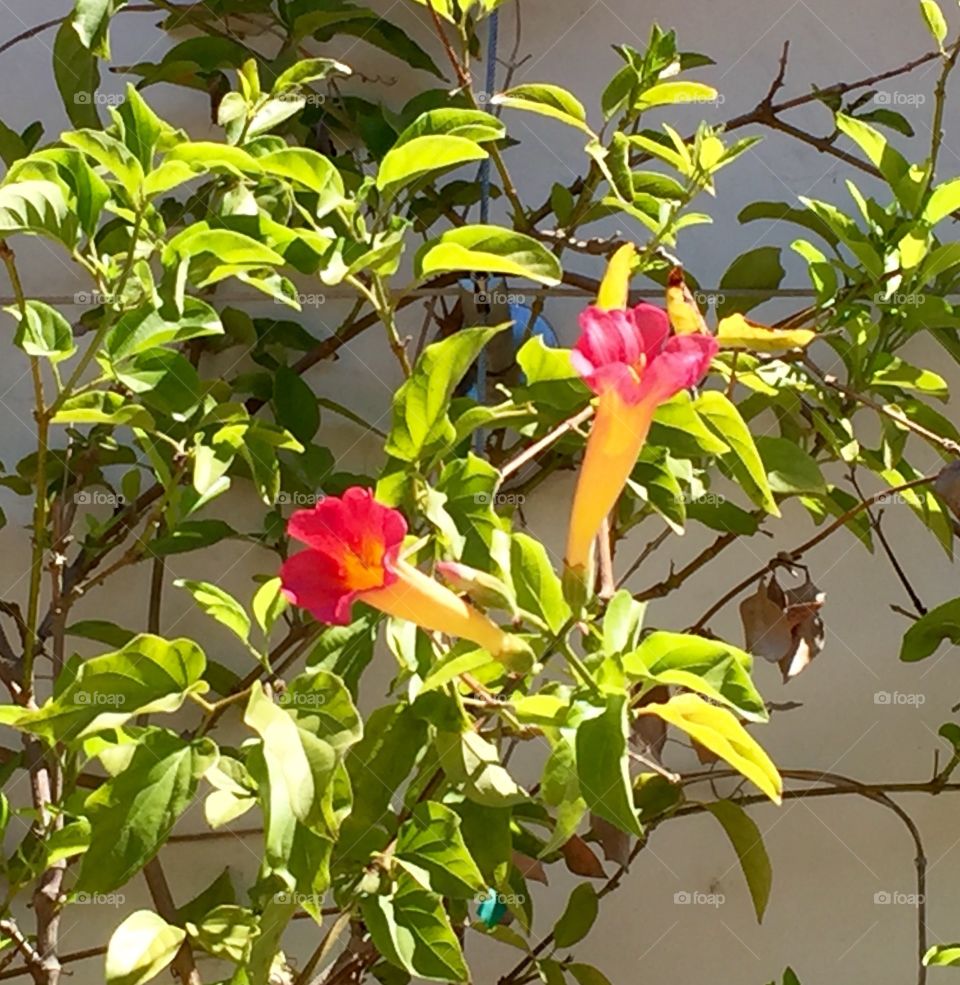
[287,488,407,574]
[573,304,671,400]
[638,333,718,404]
[280,549,357,625]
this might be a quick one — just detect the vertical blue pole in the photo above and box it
[472,10,499,455]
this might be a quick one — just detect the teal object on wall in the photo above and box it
[476,887,508,928]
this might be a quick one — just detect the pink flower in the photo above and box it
[571,303,717,407]
[564,246,718,579]
[281,488,529,665]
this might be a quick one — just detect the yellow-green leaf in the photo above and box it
[921,0,948,47]
[638,693,782,803]
[717,313,815,352]
[105,911,186,985]
[491,84,593,134]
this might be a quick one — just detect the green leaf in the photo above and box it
[553,884,599,947]
[0,179,78,247]
[341,702,427,844]
[396,802,485,898]
[705,799,772,922]
[416,225,562,286]
[437,730,526,807]
[273,56,351,92]
[73,0,127,57]
[925,944,960,967]
[174,580,250,643]
[273,365,320,443]
[393,109,505,147]
[921,0,948,46]
[697,391,779,515]
[386,325,505,462]
[361,872,468,983]
[149,520,234,556]
[13,634,207,742]
[281,670,362,752]
[61,129,144,199]
[602,589,647,656]
[739,200,839,247]
[305,611,379,697]
[836,112,911,194]
[258,148,345,218]
[635,80,718,108]
[623,631,767,723]
[114,350,202,420]
[252,577,287,637]
[66,620,135,647]
[243,681,338,849]
[716,246,785,317]
[53,19,101,128]
[376,134,488,198]
[491,84,593,133]
[106,911,185,985]
[162,224,285,269]
[78,729,217,893]
[900,597,960,661]
[924,176,960,225]
[51,391,154,430]
[511,532,570,634]
[294,11,441,77]
[6,300,76,362]
[105,298,222,361]
[567,964,615,985]
[756,437,827,496]
[576,694,643,836]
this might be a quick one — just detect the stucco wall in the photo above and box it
[0,1,958,983]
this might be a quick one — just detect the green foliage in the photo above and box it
[0,3,953,983]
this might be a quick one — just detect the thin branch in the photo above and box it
[691,474,936,631]
[500,407,593,480]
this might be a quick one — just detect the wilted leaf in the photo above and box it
[740,574,825,681]
[561,835,606,878]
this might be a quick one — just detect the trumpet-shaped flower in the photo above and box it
[565,247,718,577]
[280,487,525,663]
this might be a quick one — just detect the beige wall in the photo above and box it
[1,0,959,982]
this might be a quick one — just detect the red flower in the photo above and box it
[281,487,530,666]
[280,487,406,625]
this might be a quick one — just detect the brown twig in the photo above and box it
[691,473,936,631]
